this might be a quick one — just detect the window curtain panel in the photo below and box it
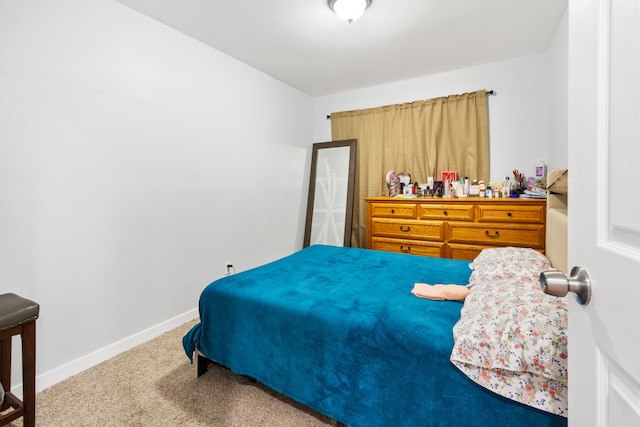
[330,89,490,248]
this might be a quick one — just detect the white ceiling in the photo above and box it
[114,0,567,97]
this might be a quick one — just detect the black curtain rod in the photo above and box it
[326,90,495,119]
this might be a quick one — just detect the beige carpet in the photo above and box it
[5,319,336,426]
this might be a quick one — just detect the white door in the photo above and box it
[568,0,640,425]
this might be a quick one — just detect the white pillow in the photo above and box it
[468,247,552,286]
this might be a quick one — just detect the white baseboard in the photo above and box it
[12,308,198,397]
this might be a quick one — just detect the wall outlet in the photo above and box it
[224,261,233,275]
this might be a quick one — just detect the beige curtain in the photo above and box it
[330,89,490,248]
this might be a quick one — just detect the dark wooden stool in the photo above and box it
[0,293,39,427]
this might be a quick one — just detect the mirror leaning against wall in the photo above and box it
[303,139,357,248]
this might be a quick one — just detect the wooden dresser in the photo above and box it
[365,197,546,260]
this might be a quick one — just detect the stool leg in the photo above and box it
[0,335,11,411]
[22,321,36,427]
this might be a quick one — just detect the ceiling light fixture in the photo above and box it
[328,0,372,24]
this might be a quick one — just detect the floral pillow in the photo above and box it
[450,274,568,416]
[468,247,552,286]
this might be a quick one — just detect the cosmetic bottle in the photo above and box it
[535,160,547,182]
[502,177,511,198]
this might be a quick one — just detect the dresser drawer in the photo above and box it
[447,244,489,261]
[448,223,545,248]
[476,204,545,224]
[447,243,547,261]
[371,237,444,257]
[370,218,443,240]
[418,204,475,221]
[369,202,417,218]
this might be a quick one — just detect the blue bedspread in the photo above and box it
[183,245,566,427]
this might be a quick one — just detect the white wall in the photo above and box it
[313,54,558,183]
[547,8,569,170]
[0,0,312,392]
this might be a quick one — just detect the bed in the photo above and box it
[183,171,569,427]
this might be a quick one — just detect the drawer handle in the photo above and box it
[507,212,513,217]
[399,225,411,232]
[443,211,448,216]
[485,230,500,238]
[391,209,395,214]
[400,245,411,253]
